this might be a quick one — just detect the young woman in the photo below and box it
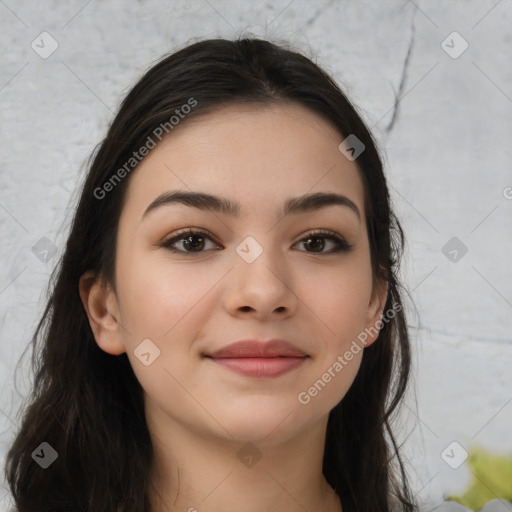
[4,37,417,512]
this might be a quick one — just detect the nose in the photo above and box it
[223,240,298,321]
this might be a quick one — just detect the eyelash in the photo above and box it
[158,228,353,255]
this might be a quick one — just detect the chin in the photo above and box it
[214,405,311,445]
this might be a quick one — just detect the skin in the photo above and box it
[79,102,387,512]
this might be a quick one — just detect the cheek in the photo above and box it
[295,266,371,413]
[302,260,372,341]
[116,252,215,343]
[118,257,212,396]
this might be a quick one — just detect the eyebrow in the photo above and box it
[142,190,361,221]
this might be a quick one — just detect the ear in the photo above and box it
[78,270,126,355]
[362,277,389,348]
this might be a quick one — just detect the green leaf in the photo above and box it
[448,447,512,510]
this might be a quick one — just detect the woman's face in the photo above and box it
[90,102,386,444]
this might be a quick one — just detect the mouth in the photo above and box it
[205,355,309,378]
[204,339,309,378]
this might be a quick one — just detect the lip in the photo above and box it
[206,339,308,358]
[204,339,309,378]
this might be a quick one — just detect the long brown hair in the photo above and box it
[4,37,418,512]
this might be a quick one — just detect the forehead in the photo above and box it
[122,102,366,221]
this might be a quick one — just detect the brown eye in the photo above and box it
[160,229,220,254]
[295,230,353,254]
[158,228,352,256]
[302,235,325,252]
[180,234,205,252]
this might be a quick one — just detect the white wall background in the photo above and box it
[0,1,511,510]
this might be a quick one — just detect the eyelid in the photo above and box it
[158,227,353,254]
[297,229,353,252]
[158,227,221,249]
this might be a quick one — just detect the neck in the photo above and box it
[145,409,342,512]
